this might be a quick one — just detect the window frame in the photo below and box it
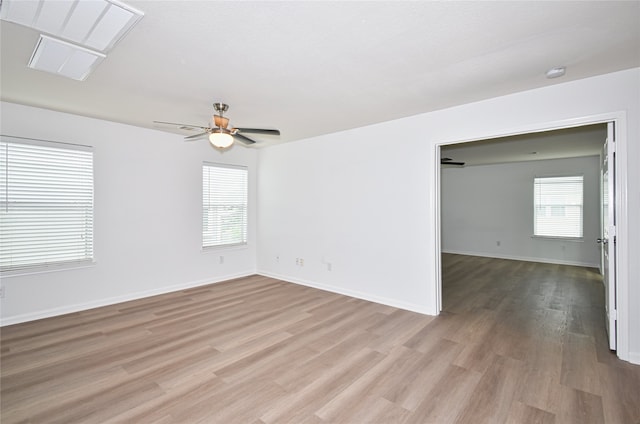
[0,135,95,275]
[532,174,584,240]
[202,162,249,250]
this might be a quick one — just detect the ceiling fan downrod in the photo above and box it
[212,102,230,131]
[213,102,229,115]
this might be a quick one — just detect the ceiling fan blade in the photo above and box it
[233,133,257,145]
[153,120,210,131]
[184,132,209,141]
[235,128,280,136]
[440,157,465,165]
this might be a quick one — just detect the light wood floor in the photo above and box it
[1,254,639,423]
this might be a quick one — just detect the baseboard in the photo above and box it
[0,270,255,326]
[257,270,435,316]
[441,249,599,268]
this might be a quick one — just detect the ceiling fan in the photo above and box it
[441,157,465,166]
[154,102,280,149]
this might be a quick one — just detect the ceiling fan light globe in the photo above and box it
[209,132,234,149]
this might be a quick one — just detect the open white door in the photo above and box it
[600,122,617,350]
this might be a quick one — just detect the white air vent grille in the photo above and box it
[0,0,143,53]
[28,35,105,81]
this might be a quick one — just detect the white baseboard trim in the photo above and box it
[257,270,434,316]
[442,249,599,268]
[0,270,255,326]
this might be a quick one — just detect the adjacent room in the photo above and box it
[437,125,635,420]
[1,1,639,423]
[440,125,608,310]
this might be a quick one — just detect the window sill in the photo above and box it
[0,260,96,278]
[201,243,248,253]
[530,235,584,242]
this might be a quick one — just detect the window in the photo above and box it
[202,163,248,248]
[0,137,94,272]
[533,175,583,238]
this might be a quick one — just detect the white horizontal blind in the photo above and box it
[534,175,583,238]
[0,138,94,272]
[202,163,248,248]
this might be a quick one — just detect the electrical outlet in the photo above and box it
[300,258,304,266]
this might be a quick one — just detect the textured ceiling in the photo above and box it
[1,1,639,148]
[441,124,607,167]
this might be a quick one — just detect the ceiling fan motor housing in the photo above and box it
[214,115,229,128]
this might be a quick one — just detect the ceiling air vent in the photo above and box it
[0,0,144,53]
[28,35,105,81]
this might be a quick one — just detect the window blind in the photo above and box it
[533,175,583,238]
[0,138,94,272]
[202,163,248,248]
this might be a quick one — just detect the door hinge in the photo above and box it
[611,309,617,321]
[611,121,616,143]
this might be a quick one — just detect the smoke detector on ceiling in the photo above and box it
[545,67,566,79]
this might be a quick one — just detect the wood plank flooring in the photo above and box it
[1,254,639,423]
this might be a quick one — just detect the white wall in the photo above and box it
[0,102,258,324]
[257,127,434,314]
[256,68,639,363]
[1,69,637,363]
[441,156,601,267]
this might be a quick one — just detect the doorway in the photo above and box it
[434,115,627,360]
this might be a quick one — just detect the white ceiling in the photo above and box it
[1,1,639,150]
[441,123,607,167]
